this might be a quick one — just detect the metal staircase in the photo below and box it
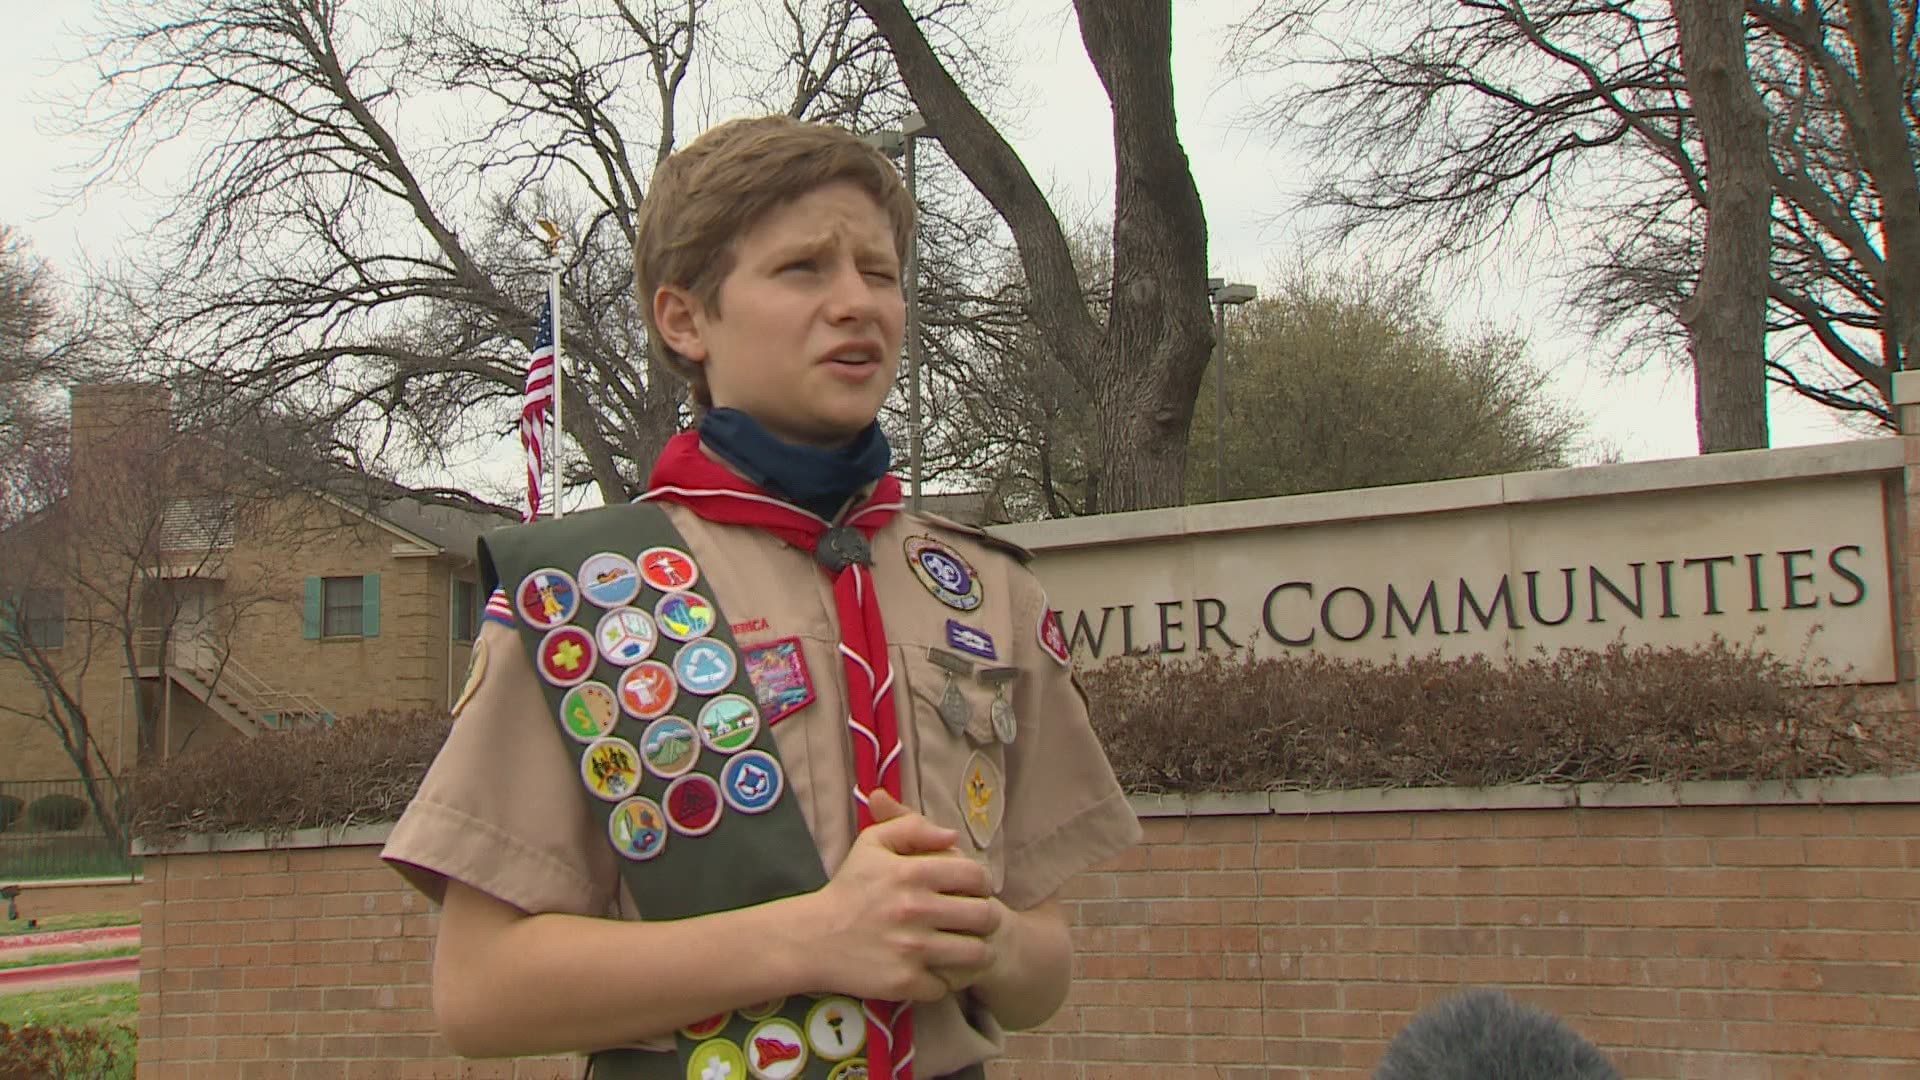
[132,628,332,736]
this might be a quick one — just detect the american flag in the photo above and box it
[520,296,556,521]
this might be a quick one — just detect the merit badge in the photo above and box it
[1038,604,1071,667]
[698,694,761,754]
[740,998,786,1022]
[618,660,679,720]
[560,682,620,742]
[959,750,1005,849]
[978,667,1019,745]
[537,626,597,688]
[595,607,658,666]
[656,591,718,642]
[945,619,997,661]
[608,796,668,862]
[580,737,642,802]
[516,568,580,630]
[904,536,983,611]
[578,552,641,609]
[746,1017,809,1080]
[685,1037,746,1080]
[681,1014,731,1040]
[640,715,700,779]
[721,750,784,815]
[664,772,723,837]
[927,648,976,739]
[825,1061,870,1080]
[638,546,700,593]
[452,639,487,719]
[805,997,866,1062]
[674,638,738,697]
[743,638,815,726]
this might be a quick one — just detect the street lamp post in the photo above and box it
[1206,278,1258,502]
[864,112,931,511]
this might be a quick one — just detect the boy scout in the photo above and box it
[382,115,1141,1080]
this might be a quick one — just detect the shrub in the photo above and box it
[129,709,452,847]
[0,1022,132,1080]
[24,795,88,833]
[1086,641,1915,794]
[0,795,21,833]
[124,645,1920,839]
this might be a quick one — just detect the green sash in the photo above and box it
[481,503,850,1080]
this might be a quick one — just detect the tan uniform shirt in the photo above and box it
[382,502,1142,1076]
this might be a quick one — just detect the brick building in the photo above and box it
[0,383,514,783]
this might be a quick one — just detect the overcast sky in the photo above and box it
[0,0,1863,485]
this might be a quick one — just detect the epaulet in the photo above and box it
[917,511,1034,565]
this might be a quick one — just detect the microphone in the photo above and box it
[1375,988,1621,1080]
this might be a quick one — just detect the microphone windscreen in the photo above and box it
[1375,988,1621,1080]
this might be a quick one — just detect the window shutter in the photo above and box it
[303,578,322,640]
[363,574,381,637]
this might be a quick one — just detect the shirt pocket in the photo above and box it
[898,645,1011,894]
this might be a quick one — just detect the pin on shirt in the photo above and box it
[976,666,1019,745]
[927,647,975,738]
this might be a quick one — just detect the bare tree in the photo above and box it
[1233,0,1919,437]
[67,0,961,507]
[855,0,1213,511]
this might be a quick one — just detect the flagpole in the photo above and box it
[545,232,566,520]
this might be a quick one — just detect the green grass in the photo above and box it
[0,982,138,1030]
[0,944,140,973]
[0,912,139,939]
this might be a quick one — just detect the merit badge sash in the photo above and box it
[479,503,865,1080]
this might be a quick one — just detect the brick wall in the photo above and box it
[136,779,1920,1080]
[137,834,580,1080]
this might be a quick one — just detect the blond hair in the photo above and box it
[633,115,914,407]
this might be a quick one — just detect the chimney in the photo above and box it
[67,382,173,509]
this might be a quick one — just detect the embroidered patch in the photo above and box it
[731,617,771,637]
[805,997,867,1061]
[681,1014,731,1040]
[608,796,668,861]
[580,737,641,802]
[516,568,579,630]
[481,587,516,628]
[451,639,488,718]
[655,591,717,642]
[959,750,1005,848]
[721,749,784,815]
[637,546,700,592]
[618,661,679,720]
[743,637,816,726]
[746,1017,809,1080]
[674,638,738,696]
[698,694,761,754]
[578,552,640,608]
[945,619,997,661]
[1038,604,1071,667]
[537,626,597,687]
[904,536,983,611]
[640,715,700,779]
[685,1036,746,1080]
[663,772,724,837]
[560,681,620,742]
[595,607,658,667]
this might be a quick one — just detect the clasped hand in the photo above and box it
[807,790,1006,1004]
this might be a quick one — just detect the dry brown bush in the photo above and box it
[1087,641,1919,794]
[126,643,1920,839]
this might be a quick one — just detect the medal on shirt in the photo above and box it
[977,666,1019,745]
[927,648,974,738]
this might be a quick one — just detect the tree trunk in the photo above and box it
[1672,0,1773,452]
[855,0,1211,512]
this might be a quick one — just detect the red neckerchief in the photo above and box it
[643,430,915,1080]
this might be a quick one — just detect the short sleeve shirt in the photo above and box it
[382,502,1141,1075]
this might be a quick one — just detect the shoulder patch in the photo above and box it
[917,511,1033,564]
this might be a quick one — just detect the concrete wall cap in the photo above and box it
[995,438,1902,552]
